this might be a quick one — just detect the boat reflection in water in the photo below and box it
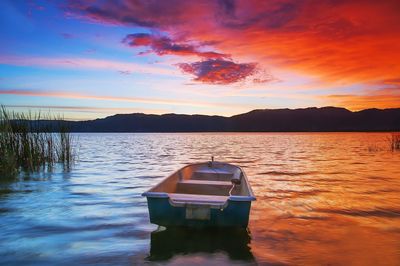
[147,226,255,263]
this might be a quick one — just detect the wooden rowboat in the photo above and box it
[142,160,256,227]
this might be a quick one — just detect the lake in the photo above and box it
[1,133,399,265]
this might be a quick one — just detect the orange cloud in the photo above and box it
[69,0,400,84]
[67,0,400,108]
[322,87,400,111]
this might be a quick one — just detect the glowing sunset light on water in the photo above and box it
[1,0,399,119]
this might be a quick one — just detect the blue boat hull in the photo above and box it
[146,197,252,228]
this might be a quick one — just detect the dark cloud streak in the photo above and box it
[66,0,274,84]
[123,33,228,59]
[122,33,262,84]
[177,59,258,85]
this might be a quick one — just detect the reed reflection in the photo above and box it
[147,226,255,262]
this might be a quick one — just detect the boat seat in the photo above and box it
[194,169,232,175]
[176,179,232,196]
[168,193,228,206]
[179,179,232,186]
[191,169,233,181]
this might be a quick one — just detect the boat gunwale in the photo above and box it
[142,161,256,202]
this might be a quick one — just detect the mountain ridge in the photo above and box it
[60,106,400,132]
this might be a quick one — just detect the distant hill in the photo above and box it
[63,107,400,132]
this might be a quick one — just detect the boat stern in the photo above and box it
[142,192,254,228]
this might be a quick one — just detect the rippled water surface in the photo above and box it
[1,133,400,265]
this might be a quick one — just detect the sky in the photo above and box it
[0,0,399,120]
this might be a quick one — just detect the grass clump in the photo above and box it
[0,107,75,178]
[390,133,400,151]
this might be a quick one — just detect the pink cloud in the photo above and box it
[118,70,131,75]
[4,104,169,115]
[0,89,241,109]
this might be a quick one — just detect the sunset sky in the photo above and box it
[1,0,399,120]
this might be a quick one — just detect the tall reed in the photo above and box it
[0,107,75,178]
[390,133,400,151]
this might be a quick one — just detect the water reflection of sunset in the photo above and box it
[244,133,400,265]
[1,133,399,264]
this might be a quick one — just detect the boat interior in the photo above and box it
[147,162,254,205]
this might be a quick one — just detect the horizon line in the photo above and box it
[2,105,399,122]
